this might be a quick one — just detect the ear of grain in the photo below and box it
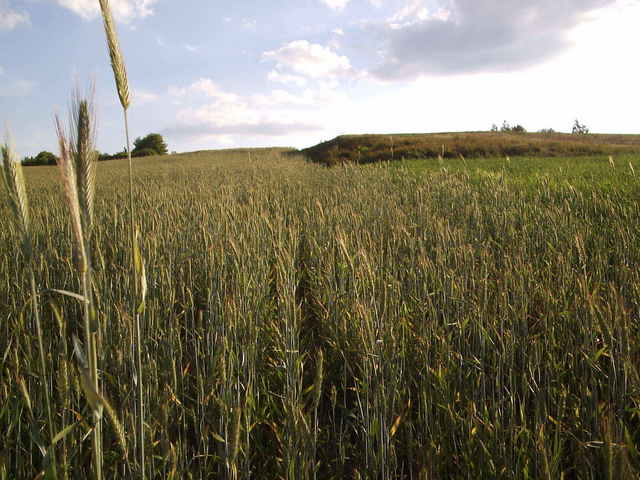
[312,349,324,413]
[133,227,147,313]
[70,90,97,235]
[98,0,130,110]
[230,406,242,466]
[77,365,128,460]
[17,376,33,420]
[1,141,30,240]
[55,116,86,272]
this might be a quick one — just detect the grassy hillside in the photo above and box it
[303,131,640,165]
[2,149,640,478]
[164,146,296,160]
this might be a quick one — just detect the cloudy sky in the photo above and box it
[1,0,639,156]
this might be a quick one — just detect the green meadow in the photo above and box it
[2,149,640,478]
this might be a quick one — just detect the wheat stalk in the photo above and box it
[97,0,129,111]
[56,96,104,479]
[312,349,324,480]
[2,137,58,479]
[97,1,145,476]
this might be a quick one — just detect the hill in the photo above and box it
[302,132,640,166]
[166,146,296,159]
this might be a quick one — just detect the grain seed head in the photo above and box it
[1,137,30,239]
[56,115,87,272]
[70,88,97,234]
[313,349,324,412]
[98,0,130,110]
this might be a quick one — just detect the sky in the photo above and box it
[1,0,639,157]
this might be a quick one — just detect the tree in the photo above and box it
[132,133,168,156]
[133,148,158,158]
[22,151,59,166]
[572,119,589,135]
[36,151,58,165]
[499,121,526,133]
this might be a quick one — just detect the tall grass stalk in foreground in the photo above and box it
[2,138,58,479]
[97,1,146,477]
[55,93,101,479]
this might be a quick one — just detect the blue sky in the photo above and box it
[1,0,639,156]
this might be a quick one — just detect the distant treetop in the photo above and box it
[572,119,589,135]
[22,151,58,166]
[132,133,168,156]
[496,121,527,133]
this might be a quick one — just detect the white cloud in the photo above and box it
[389,0,429,24]
[0,66,4,75]
[388,0,451,27]
[263,40,354,80]
[0,79,36,97]
[320,0,351,11]
[53,0,158,22]
[163,77,352,146]
[169,78,240,102]
[241,18,256,29]
[184,43,199,53]
[252,87,347,109]
[363,0,618,79]
[329,28,345,50]
[0,1,29,30]
[132,88,159,105]
[267,70,308,87]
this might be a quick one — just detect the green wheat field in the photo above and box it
[2,148,640,478]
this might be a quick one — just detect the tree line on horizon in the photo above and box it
[491,119,590,135]
[20,122,593,167]
[21,132,169,166]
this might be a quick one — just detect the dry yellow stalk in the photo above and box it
[55,116,87,272]
[313,349,324,412]
[230,406,242,465]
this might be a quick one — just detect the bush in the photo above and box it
[133,133,168,156]
[132,148,157,158]
[572,119,589,135]
[499,121,527,133]
[22,151,58,166]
